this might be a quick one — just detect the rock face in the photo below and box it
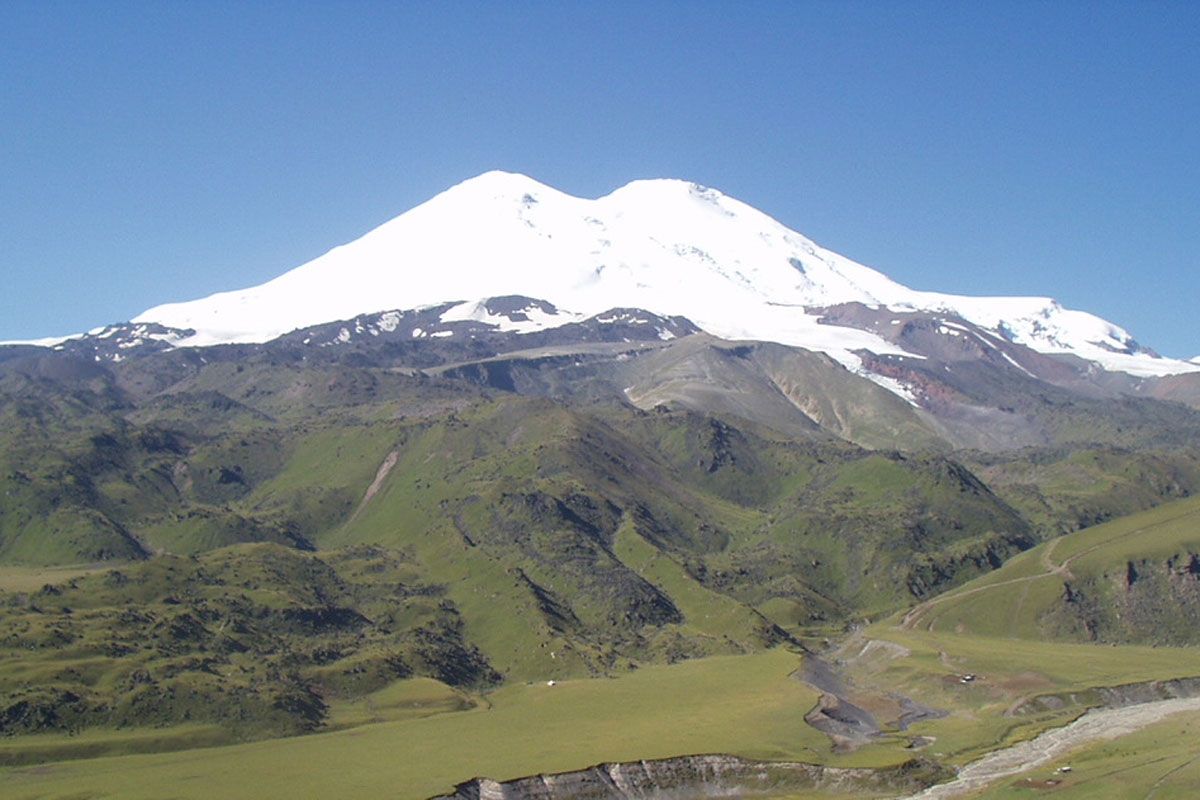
[1098,676,1200,707]
[1041,554,1200,645]
[1011,675,1200,717]
[429,754,949,800]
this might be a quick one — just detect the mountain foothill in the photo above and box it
[3,172,1200,770]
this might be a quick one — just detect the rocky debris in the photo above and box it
[1044,554,1200,645]
[893,694,949,731]
[1013,674,1200,716]
[796,652,947,750]
[430,753,950,800]
[804,693,881,751]
[888,695,1200,800]
[795,656,879,747]
[1098,676,1200,707]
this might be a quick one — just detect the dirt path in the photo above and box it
[886,695,1200,799]
[1039,536,1068,576]
[898,514,1183,632]
[898,570,1050,631]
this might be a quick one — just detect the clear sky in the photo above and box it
[2,1,1197,357]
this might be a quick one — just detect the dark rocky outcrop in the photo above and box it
[1040,553,1200,645]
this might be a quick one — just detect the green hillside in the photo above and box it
[5,338,1200,796]
[899,494,1200,643]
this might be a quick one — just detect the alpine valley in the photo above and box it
[4,172,1200,800]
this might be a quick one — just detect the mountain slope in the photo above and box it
[900,495,1200,645]
[119,171,1194,380]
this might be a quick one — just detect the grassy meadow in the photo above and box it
[968,708,1200,799]
[4,354,1200,800]
[1,648,838,800]
[5,614,1200,799]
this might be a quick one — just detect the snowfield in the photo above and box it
[57,169,1198,380]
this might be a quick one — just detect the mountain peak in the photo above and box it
[445,169,557,197]
[97,173,1200,379]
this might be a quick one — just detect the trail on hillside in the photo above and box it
[898,509,1192,632]
[886,696,1200,800]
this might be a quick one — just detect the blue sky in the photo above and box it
[2,1,1197,356]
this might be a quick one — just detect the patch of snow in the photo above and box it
[440,298,585,334]
[1074,351,1200,378]
[377,311,402,332]
[145,331,185,345]
[999,350,1037,379]
[4,333,83,348]
[859,371,920,407]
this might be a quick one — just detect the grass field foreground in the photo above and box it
[966,708,1200,799]
[1,649,841,800]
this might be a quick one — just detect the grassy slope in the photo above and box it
[1,649,835,800]
[1,487,1198,798]
[6,629,1200,799]
[8,351,1200,797]
[0,543,497,752]
[2,382,1040,761]
[898,494,1200,642]
[783,500,1200,795]
[968,708,1200,799]
[967,447,1200,537]
[1,356,1033,623]
[852,631,1200,798]
[849,630,1200,765]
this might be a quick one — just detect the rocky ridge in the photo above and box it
[429,753,949,800]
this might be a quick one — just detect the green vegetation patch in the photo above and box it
[898,495,1200,644]
[0,543,497,757]
[841,625,1200,768]
[0,649,833,800]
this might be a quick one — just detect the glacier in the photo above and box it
[61,169,1199,380]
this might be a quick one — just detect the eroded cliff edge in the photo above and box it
[428,753,949,800]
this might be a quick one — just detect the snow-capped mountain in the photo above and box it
[48,171,1200,379]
